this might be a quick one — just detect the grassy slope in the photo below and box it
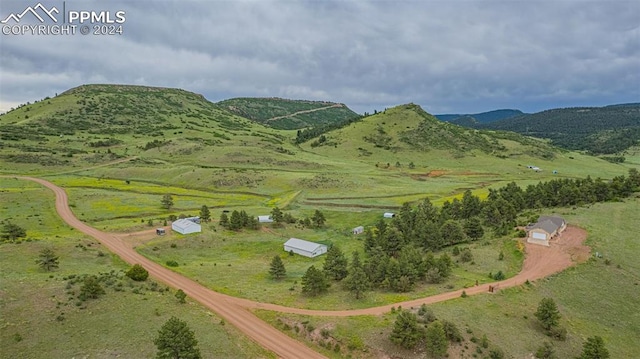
[0,177,272,358]
[253,198,640,359]
[216,97,359,129]
[1,85,636,357]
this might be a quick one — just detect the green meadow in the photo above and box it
[254,198,640,358]
[1,85,637,358]
[0,178,272,359]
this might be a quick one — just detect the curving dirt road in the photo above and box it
[16,176,327,359]
[12,176,590,358]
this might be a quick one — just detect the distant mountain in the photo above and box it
[436,109,525,124]
[216,97,359,130]
[480,104,640,154]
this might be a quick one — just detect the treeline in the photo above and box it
[354,168,640,294]
[294,115,364,144]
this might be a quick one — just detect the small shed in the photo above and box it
[258,215,273,223]
[172,218,202,235]
[283,238,328,258]
[156,228,166,235]
[383,212,395,218]
[352,226,364,235]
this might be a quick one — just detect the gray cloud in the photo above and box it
[1,0,638,114]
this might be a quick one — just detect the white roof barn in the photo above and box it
[352,226,364,235]
[283,238,328,258]
[172,218,201,235]
[258,215,273,223]
[383,212,395,218]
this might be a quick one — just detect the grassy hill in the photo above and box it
[478,104,640,154]
[216,97,360,130]
[1,84,636,358]
[0,84,319,173]
[302,103,562,162]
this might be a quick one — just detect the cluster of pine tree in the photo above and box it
[294,115,363,144]
[219,210,259,231]
[270,207,326,228]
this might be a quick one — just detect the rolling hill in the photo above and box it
[0,84,627,200]
[300,103,560,162]
[0,84,313,172]
[1,84,635,359]
[216,97,360,130]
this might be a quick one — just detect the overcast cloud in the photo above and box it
[0,0,638,114]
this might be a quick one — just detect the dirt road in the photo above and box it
[17,176,327,359]
[14,176,590,357]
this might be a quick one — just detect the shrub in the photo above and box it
[166,260,179,267]
[549,326,567,341]
[125,264,149,281]
[493,271,505,280]
[460,248,474,263]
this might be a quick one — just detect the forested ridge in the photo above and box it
[479,104,640,154]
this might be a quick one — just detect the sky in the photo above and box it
[0,0,638,115]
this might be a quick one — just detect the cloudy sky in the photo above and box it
[1,0,638,115]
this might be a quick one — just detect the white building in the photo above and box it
[283,238,328,258]
[352,226,364,235]
[172,218,202,235]
[258,215,273,223]
[383,212,395,218]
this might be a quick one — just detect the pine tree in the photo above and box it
[389,310,423,349]
[1,222,27,242]
[36,248,59,271]
[464,217,484,240]
[154,316,201,359]
[161,194,174,210]
[219,212,229,228]
[344,252,369,299]
[239,210,250,228]
[271,207,284,226]
[312,210,326,228]
[199,205,211,222]
[301,265,329,296]
[79,275,105,300]
[535,341,557,359]
[269,255,286,280]
[323,245,348,281]
[578,336,609,359]
[382,227,403,258]
[229,210,242,231]
[425,320,448,358]
[440,220,466,246]
[535,298,561,332]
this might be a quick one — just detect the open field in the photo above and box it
[255,198,640,358]
[1,86,637,358]
[136,224,522,310]
[0,178,273,359]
